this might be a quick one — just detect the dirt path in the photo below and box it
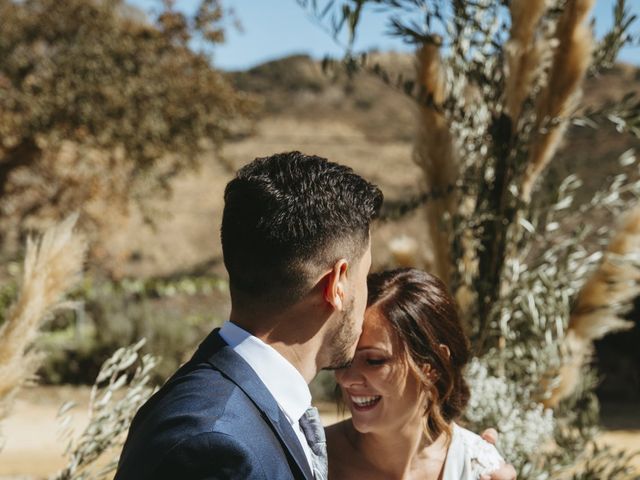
[1,388,638,479]
[0,387,92,479]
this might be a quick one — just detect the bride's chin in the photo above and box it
[349,404,382,432]
[350,418,371,433]
[350,416,383,435]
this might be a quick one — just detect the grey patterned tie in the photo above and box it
[298,406,328,480]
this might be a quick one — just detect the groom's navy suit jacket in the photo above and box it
[115,329,314,480]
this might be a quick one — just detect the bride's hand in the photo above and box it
[480,463,517,480]
[480,428,498,445]
[479,428,517,480]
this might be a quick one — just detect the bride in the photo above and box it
[327,268,515,480]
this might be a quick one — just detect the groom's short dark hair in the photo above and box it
[222,151,383,307]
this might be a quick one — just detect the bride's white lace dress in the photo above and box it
[442,423,505,479]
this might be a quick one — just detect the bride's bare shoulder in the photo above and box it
[326,419,351,448]
[326,419,361,478]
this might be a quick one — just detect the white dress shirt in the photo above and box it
[219,321,315,471]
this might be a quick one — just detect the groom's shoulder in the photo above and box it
[132,355,261,438]
[116,359,267,478]
[135,328,244,423]
[151,359,242,417]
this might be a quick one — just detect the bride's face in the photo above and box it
[335,306,425,435]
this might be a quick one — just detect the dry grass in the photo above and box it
[0,215,86,426]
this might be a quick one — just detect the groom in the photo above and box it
[115,152,515,479]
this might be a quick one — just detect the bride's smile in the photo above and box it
[336,305,426,435]
[327,268,510,479]
[349,395,381,410]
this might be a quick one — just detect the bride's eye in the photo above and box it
[366,358,387,366]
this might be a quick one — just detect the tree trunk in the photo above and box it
[0,138,39,198]
[0,138,40,248]
[473,113,516,353]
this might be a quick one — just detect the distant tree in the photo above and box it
[0,0,254,250]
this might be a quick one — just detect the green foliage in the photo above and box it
[299,0,640,478]
[570,444,640,480]
[309,370,339,402]
[592,0,638,72]
[464,358,556,475]
[38,273,228,384]
[0,279,18,324]
[0,0,254,247]
[53,339,158,480]
[580,92,640,138]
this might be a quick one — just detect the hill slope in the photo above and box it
[101,53,640,278]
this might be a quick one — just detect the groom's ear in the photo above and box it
[324,259,348,311]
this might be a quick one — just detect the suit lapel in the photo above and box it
[273,408,316,480]
[199,329,314,480]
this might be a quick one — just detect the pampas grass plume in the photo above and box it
[521,0,595,202]
[505,0,547,125]
[0,214,87,422]
[414,42,457,284]
[544,205,640,407]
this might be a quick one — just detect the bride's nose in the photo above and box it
[335,362,366,387]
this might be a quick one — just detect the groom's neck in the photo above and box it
[229,303,325,384]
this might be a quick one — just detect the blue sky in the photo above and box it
[128,0,639,71]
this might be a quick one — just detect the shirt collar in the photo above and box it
[219,321,312,423]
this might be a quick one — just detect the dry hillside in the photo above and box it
[95,53,640,279]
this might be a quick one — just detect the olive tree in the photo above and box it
[0,0,254,249]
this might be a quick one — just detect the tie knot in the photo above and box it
[298,406,328,479]
[299,406,326,446]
